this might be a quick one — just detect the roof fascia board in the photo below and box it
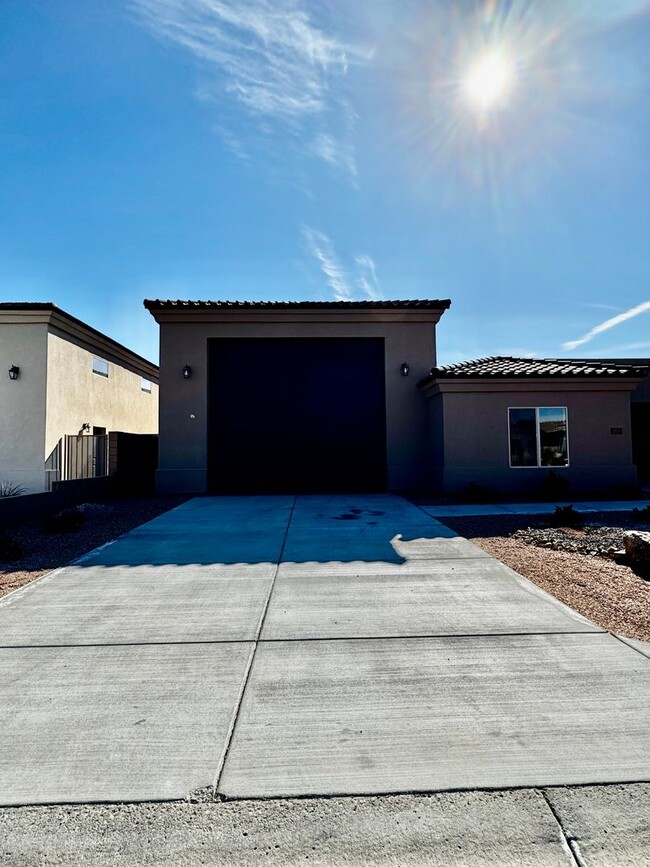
[420,378,644,395]
[0,308,158,380]
[148,308,446,325]
[48,311,159,380]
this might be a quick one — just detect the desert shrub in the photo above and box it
[0,532,23,560]
[0,481,26,498]
[44,506,86,534]
[548,504,583,529]
[540,470,569,501]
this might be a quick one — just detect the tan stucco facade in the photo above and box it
[0,321,49,493]
[0,305,159,494]
[148,305,447,493]
[422,378,644,494]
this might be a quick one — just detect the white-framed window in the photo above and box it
[92,357,109,378]
[140,377,152,393]
[508,407,569,468]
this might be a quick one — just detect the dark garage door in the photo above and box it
[208,338,387,493]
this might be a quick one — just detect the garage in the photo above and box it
[208,338,387,493]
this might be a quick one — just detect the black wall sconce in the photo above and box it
[8,365,20,381]
[401,362,410,377]
[183,364,193,380]
[81,422,91,432]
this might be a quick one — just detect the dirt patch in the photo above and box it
[0,496,187,599]
[441,512,650,642]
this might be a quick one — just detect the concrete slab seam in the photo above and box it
[211,495,297,798]
[610,633,650,663]
[215,779,650,805]
[540,789,587,867]
[252,630,607,645]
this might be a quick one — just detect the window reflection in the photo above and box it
[509,407,568,468]
[539,407,568,466]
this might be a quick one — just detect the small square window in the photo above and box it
[92,357,109,377]
[141,378,152,393]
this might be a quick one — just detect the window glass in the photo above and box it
[92,357,109,377]
[141,378,152,393]
[509,408,538,466]
[539,407,568,466]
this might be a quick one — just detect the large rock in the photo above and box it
[623,531,650,567]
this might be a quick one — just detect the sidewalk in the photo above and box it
[418,499,650,518]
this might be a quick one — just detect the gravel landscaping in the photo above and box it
[0,496,187,598]
[441,511,650,642]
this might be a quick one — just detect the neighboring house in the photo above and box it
[144,298,650,496]
[420,357,650,494]
[144,299,450,493]
[0,303,159,494]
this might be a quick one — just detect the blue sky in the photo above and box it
[2,0,650,365]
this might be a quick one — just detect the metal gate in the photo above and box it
[64,435,108,481]
[45,435,108,489]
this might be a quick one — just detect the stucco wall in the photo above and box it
[45,332,159,461]
[156,315,440,493]
[632,374,650,402]
[0,323,49,493]
[424,382,640,494]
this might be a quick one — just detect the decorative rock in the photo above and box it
[622,531,650,567]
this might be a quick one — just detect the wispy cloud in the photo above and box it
[355,254,381,300]
[578,341,650,358]
[562,300,650,351]
[212,124,250,161]
[311,133,357,179]
[132,0,365,173]
[302,228,382,301]
[302,227,351,301]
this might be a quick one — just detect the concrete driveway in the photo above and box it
[0,494,648,806]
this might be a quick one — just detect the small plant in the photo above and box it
[0,481,26,498]
[548,504,583,529]
[44,506,86,534]
[540,470,569,501]
[0,532,23,560]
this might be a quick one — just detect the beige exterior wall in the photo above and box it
[153,309,443,493]
[45,331,158,460]
[423,380,641,494]
[0,323,49,493]
[632,374,650,402]
[1,306,158,494]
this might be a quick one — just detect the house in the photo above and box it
[144,298,650,496]
[420,356,650,494]
[0,303,159,494]
[144,299,450,493]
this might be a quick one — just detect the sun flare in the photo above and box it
[463,50,516,111]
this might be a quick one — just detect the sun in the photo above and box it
[463,50,516,111]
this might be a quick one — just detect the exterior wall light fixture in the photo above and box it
[401,362,410,377]
[81,422,91,432]
[8,365,20,381]
[183,364,193,380]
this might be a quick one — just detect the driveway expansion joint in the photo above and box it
[540,789,587,867]
[212,495,298,796]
